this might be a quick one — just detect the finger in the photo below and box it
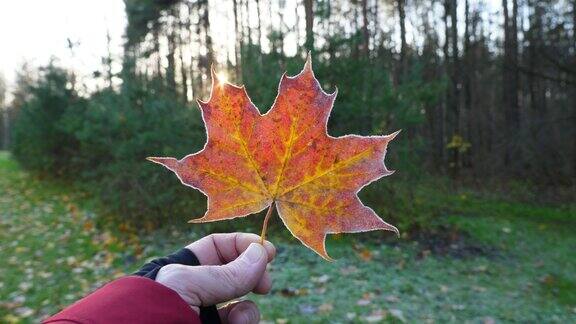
[187,233,276,265]
[252,269,272,295]
[191,233,275,265]
[184,243,268,306]
[218,300,260,324]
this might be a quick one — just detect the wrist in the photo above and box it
[156,264,202,313]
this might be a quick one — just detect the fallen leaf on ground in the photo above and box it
[483,317,496,324]
[311,274,330,284]
[385,295,400,303]
[280,287,308,297]
[298,304,316,315]
[340,265,358,275]
[389,309,406,322]
[357,293,375,306]
[358,248,374,261]
[317,303,333,313]
[364,309,387,322]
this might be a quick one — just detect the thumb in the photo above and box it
[218,300,260,324]
[185,243,268,306]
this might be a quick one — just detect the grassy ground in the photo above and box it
[0,151,575,323]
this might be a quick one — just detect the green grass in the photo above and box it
[0,152,142,323]
[0,151,575,323]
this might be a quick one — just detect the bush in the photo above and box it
[12,57,442,232]
[12,67,207,225]
[70,83,207,225]
[12,65,85,174]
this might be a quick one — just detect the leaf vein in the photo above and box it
[278,148,372,196]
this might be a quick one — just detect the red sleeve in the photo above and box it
[43,276,201,324]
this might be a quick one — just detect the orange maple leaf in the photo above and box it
[148,57,399,260]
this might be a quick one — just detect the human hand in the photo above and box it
[155,233,276,324]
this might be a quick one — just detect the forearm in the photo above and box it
[43,276,201,324]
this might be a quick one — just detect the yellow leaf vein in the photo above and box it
[278,148,373,196]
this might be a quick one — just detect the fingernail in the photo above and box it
[244,243,264,263]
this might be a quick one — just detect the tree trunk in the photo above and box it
[1,108,8,150]
[326,0,334,65]
[397,0,407,82]
[268,0,275,54]
[502,0,520,169]
[503,0,510,166]
[153,28,163,79]
[295,4,300,48]
[445,0,460,177]
[422,8,443,168]
[239,0,245,62]
[195,2,204,93]
[167,26,177,94]
[245,0,252,47]
[187,2,198,98]
[442,0,450,167]
[463,0,472,168]
[450,0,460,136]
[573,0,576,177]
[277,4,285,57]
[178,16,189,103]
[233,0,241,82]
[373,0,379,50]
[201,0,214,69]
[361,0,370,57]
[255,0,262,48]
[352,3,360,59]
[304,0,314,52]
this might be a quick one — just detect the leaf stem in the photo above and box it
[260,202,275,244]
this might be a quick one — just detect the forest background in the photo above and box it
[0,0,575,322]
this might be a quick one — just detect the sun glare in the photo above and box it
[216,71,229,85]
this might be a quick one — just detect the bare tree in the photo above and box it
[178,6,189,102]
[166,13,178,93]
[361,0,370,57]
[397,0,407,80]
[187,2,199,98]
[443,0,461,176]
[255,0,262,48]
[245,0,252,47]
[502,0,520,168]
[304,0,314,52]
[572,0,576,175]
[233,0,241,81]
[463,0,472,166]
[201,0,214,68]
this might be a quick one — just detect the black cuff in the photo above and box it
[134,248,221,324]
[133,248,200,279]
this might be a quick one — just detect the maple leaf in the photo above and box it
[148,57,399,260]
